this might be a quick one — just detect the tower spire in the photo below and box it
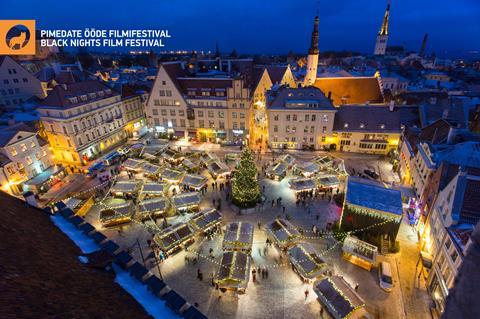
[379,0,391,36]
[309,16,320,55]
[420,33,428,57]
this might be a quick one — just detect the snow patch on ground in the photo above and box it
[50,214,100,254]
[113,264,178,319]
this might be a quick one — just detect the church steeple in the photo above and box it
[374,0,391,55]
[304,16,320,86]
[308,16,319,55]
[379,0,390,36]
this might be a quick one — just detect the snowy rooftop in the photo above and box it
[346,177,403,215]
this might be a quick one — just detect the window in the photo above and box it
[170,110,176,116]
[161,110,167,116]
[305,114,310,121]
[199,120,205,127]
[232,112,237,118]
[321,136,326,142]
[152,109,159,116]
[26,156,33,165]
[219,121,225,129]
[450,250,458,263]
[180,119,186,127]
[310,126,314,133]
[11,148,18,156]
[240,122,245,129]
[286,115,290,121]
[20,143,27,152]
[293,114,297,121]
[30,141,35,148]
[274,114,279,121]
[322,126,327,133]
[208,111,214,118]
[209,120,215,128]
[198,110,204,117]
[159,90,165,96]
[179,110,185,116]
[240,113,245,119]
[323,114,328,122]
[274,125,278,132]
[311,115,316,121]
[304,126,308,133]
[218,111,224,118]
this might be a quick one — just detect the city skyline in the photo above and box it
[2,0,480,57]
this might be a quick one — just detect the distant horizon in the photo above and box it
[3,0,480,59]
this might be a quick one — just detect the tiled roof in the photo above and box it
[333,105,419,133]
[459,178,480,224]
[177,77,232,96]
[268,86,334,110]
[0,123,35,147]
[313,77,383,105]
[0,191,150,318]
[40,80,118,108]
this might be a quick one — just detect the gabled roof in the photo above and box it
[40,80,118,108]
[265,65,288,84]
[0,123,36,147]
[313,76,384,105]
[333,105,419,133]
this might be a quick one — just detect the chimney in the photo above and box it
[389,100,395,111]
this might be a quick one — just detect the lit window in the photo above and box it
[30,141,35,148]
[11,148,18,156]
[20,143,27,152]
[344,123,349,128]
[360,123,365,128]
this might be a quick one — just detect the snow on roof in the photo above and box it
[346,177,403,216]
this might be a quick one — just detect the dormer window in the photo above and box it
[380,124,386,129]
[80,95,88,102]
[344,123,349,128]
[288,93,293,97]
[360,123,365,128]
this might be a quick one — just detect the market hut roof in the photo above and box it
[137,197,169,214]
[182,158,201,170]
[122,158,143,170]
[216,251,250,288]
[288,242,329,279]
[110,180,141,194]
[189,208,222,231]
[278,154,296,166]
[345,177,403,216]
[207,161,230,175]
[342,235,378,263]
[141,162,162,175]
[140,182,169,195]
[266,219,301,244]
[160,168,185,182]
[316,175,340,187]
[181,174,208,188]
[289,178,316,191]
[295,162,320,175]
[99,200,134,224]
[314,276,367,319]
[267,161,288,176]
[153,223,194,251]
[223,222,254,249]
[172,192,202,209]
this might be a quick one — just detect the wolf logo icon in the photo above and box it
[8,31,27,49]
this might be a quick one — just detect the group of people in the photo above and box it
[251,266,269,282]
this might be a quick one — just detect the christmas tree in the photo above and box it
[232,148,261,208]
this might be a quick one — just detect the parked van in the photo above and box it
[378,261,393,292]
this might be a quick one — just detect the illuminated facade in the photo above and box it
[37,81,134,167]
[374,0,391,55]
[304,16,319,86]
[0,123,54,195]
[145,62,251,142]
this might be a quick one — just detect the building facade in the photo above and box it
[0,123,55,195]
[267,87,336,150]
[37,81,130,167]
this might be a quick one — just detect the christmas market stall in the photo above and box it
[122,158,144,173]
[110,180,141,199]
[188,208,222,234]
[137,197,170,221]
[161,148,184,164]
[266,161,288,181]
[342,235,378,271]
[315,156,334,170]
[181,157,202,173]
[316,174,340,190]
[225,152,240,163]
[201,152,219,166]
[207,161,231,179]
[265,218,301,249]
[293,162,320,178]
[222,222,254,253]
[289,177,316,193]
[215,251,251,294]
[181,174,208,191]
[99,200,135,227]
[313,276,368,319]
[141,162,162,179]
[278,154,296,167]
[139,182,169,199]
[160,168,185,184]
[340,177,403,244]
[153,222,195,256]
[141,143,168,160]
[287,242,330,282]
[171,192,202,212]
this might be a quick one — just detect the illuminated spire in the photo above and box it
[308,16,319,55]
[379,0,390,36]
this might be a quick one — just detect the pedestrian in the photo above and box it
[262,185,265,192]
[199,272,203,281]
[354,283,359,291]
[265,268,269,279]
[211,182,215,190]
[213,198,216,205]
[282,205,286,213]
[271,199,274,207]
[304,289,309,300]
[197,268,201,280]
[261,268,265,279]
[316,214,320,221]
[263,246,268,256]
[258,221,261,229]
[252,268,257,282]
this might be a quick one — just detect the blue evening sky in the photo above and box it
[2,0,480,56]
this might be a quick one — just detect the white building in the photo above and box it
[374,1,391,56]
[0,123,57,195]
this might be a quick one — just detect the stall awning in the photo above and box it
[24,165,64,187]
